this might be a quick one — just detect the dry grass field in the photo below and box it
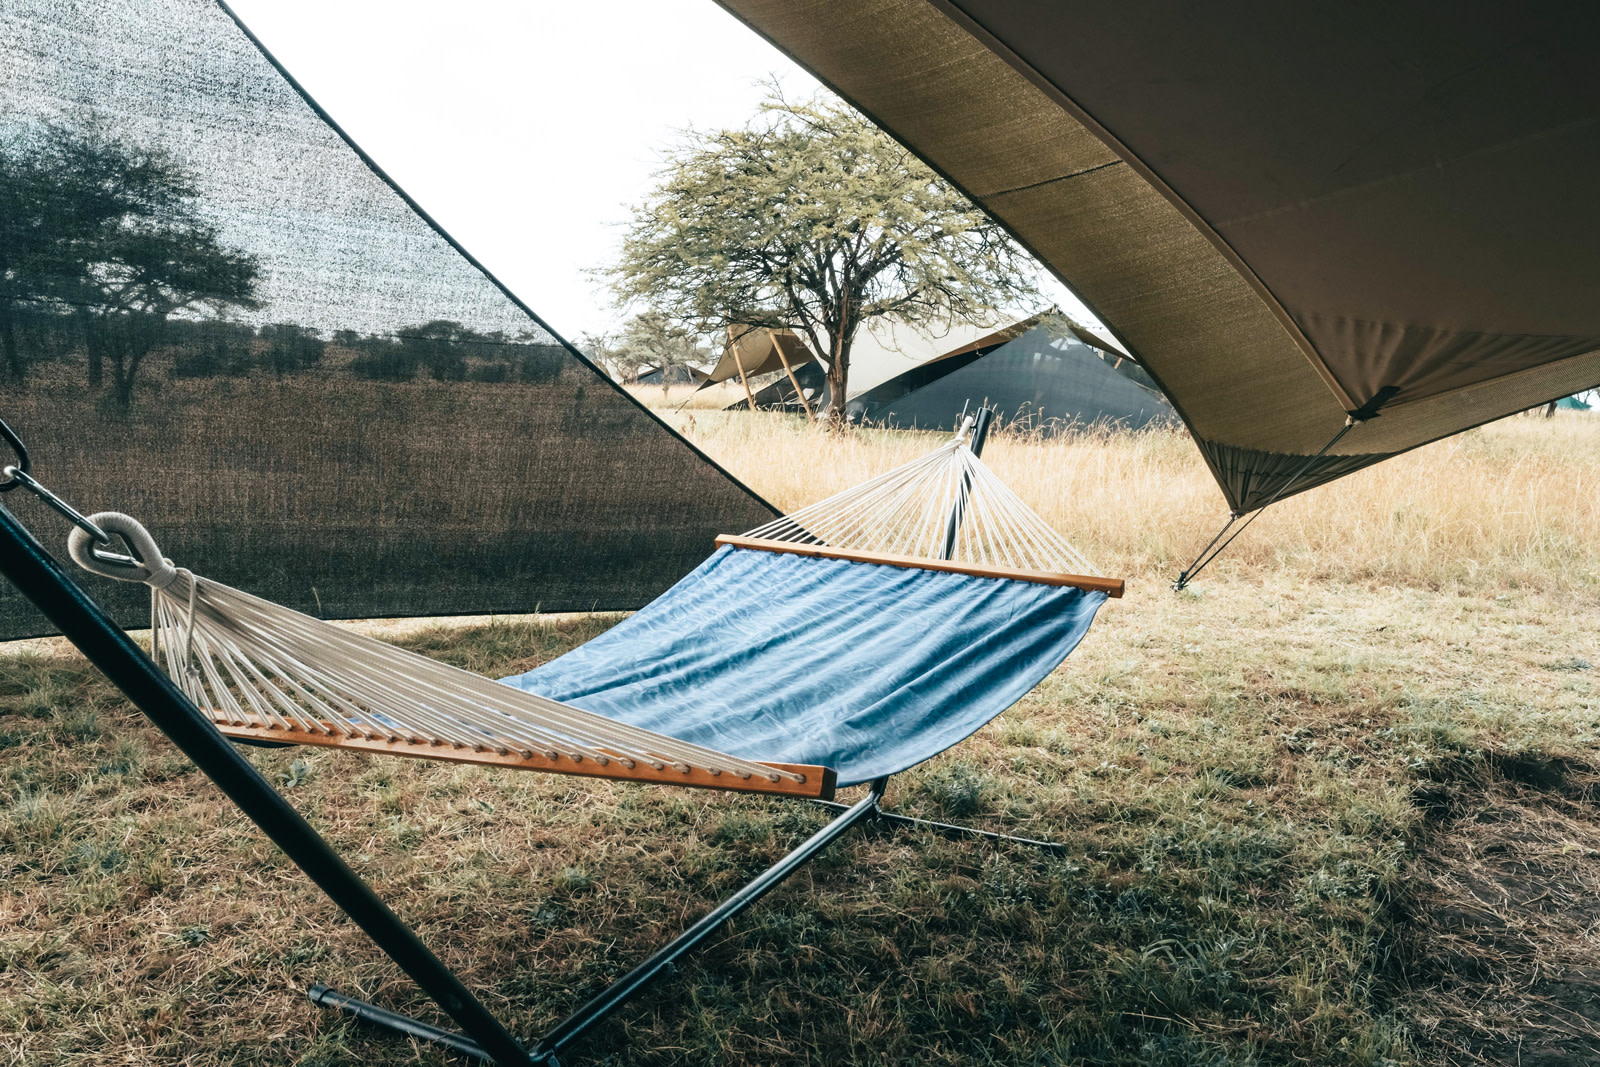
[2,403,1599,1066]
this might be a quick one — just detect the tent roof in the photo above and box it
[705,328,819,383]
[717,0,1600,510]
[710,313,1050,399]
[856,324,1175,433]
[840,312,1045,398]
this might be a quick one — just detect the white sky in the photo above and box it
[223,0,1098,345]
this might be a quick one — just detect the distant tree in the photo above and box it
[614,312,708,394]
[609,89,1040,427]
[259,323,324,376]
[400,319,474,381]
[577,331,634,381]
[0,127,262,406]
[169,319,255,379]
[347,339,415,382]
[349,321,546,384]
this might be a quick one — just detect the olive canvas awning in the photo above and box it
[706,327,819,384]
[717,0,1600,510]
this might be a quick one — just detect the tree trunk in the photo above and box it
[825,295,856,432]
[111,351,135,408]
[0,302,23,385]
[109,315,162,409]
[80,310,104,388]
[81,311,160,408]
[825,334,852,432]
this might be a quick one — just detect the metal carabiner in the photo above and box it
[2,466,109,543]
[0,415,140,566]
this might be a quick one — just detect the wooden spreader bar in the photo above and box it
[716,534,1126,597]
[217,717,836,800]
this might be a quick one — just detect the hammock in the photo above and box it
[66,424,1117,798]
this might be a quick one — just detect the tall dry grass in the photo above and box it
[649,406,1600,594]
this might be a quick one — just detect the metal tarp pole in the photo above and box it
[0,501,531,1067]
[940,405,993,560]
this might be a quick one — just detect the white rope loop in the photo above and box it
[67,511,186,590]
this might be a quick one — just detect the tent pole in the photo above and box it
[729,328,757,412]
[775,337,815,421]
[0,502,532,1067]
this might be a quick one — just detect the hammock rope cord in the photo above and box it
[744,431,1101,576]
[67,515,801,785]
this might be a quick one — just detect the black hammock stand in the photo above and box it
[0,407,1071,1066]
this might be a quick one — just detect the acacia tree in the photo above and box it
[615,312,708,394]
[610,90,1040,428]
[576,331,626,379]
[0,127,160,384]
[74,147,259,407]
[0,126,258,404]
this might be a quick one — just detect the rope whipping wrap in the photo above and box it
[65,514,798,785]
[742,438,1101,576]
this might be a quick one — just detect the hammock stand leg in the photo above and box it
[0,502,533,1067]
[308,779,889,1065]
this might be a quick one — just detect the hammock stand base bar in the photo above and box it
[809,796,1070,852]
[306,776,1068,1066]
[215,717,837,800]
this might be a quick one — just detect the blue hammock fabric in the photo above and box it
[501,544,1105,786]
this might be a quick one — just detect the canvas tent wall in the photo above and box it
[853,322,1176,433]
[730,313,1042,412]
[741,360,830,414]
[635,366,709,386]
[716,0,1600,511]
[839,315,1041,398]
[0,0,776,640]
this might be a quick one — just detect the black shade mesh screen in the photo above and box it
[0,0,776,640]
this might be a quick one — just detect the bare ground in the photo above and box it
[1397,755,1600,1066]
